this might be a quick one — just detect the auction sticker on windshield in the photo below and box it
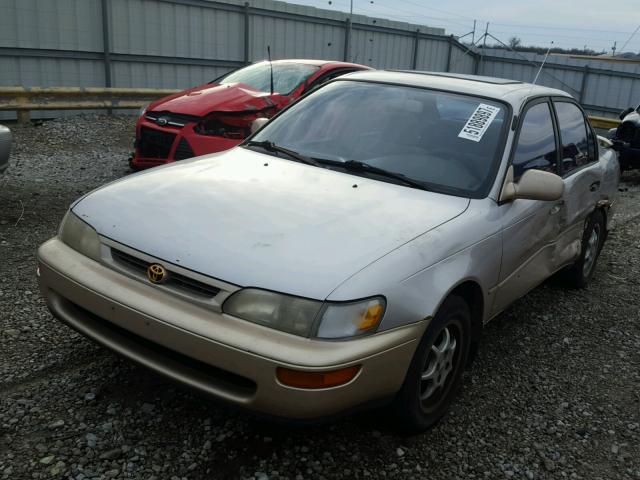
[458,103,500,142]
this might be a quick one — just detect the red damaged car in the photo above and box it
[131,59,370,170]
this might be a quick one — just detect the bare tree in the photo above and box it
[508,36,522,49]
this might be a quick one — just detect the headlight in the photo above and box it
[223,289,385,339]
[223,289,323,336]
[138,103,149,118]
[58,211,101,261]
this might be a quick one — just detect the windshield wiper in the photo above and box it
[338,160,431,191]
[245,140,323,167]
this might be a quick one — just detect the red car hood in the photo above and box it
[148,83,286,117]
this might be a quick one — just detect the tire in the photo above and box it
[562,210,606,288]
[392,295,472,433]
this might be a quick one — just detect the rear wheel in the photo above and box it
[562,210,606,288]
[392,295,471,433]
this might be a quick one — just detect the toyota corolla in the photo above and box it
[38,71,619,432]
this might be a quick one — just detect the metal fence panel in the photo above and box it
[448,44,475,74]
[110,0,245,60]
[0,0,103,51]
[0,57,105,87]
[415,38,449,72]
[350,28,414,69]
[110,61,231,88]
[1,0,639,120]
[249,14,344,61]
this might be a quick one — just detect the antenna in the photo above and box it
[532,41,554,86]
[267,45,274,95]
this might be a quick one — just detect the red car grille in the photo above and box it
[138,127,176,159]
[144,112,200,128]
[174,138,195,160]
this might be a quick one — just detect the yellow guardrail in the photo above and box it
[588,115,621,130]
[0,87,180,123]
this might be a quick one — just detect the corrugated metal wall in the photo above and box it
[478,48,640,117]
[1,0,639,119]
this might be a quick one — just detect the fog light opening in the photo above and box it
[276,365,361,389]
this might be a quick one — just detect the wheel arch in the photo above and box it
[436,280,485,346]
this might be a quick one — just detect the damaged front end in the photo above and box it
[611,107,640,170]
[194,107,277,140]
[131,85,286,170]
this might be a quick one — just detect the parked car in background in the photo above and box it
[39,71,618,432]
[130,59,370,170]
[0,125,11,174]
[607,104,640,170]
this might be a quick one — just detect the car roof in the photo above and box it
[336,70,573,105]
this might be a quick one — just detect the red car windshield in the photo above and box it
[219,62,319,95]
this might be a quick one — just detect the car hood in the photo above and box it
[73,149,470,299]
[149,83,283,117]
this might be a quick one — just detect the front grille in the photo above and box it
[144,111,200,128]
[174,138,195,161]
[111,248,221,299]
[138,127,176,159]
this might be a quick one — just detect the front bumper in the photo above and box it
[132,120,240,170]
[37,238,425,420]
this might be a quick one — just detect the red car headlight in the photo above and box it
[195,110,275,139]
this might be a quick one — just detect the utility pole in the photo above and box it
[471,19,476,44]
[480,22,489,75]
[612,41,617,57]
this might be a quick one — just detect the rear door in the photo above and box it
[492,98,563,315]
[551,99,602,266]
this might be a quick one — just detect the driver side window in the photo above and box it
[512,102,558,180]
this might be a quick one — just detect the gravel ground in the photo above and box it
[0,115,639,480]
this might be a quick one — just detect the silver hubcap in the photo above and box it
[583,225,600,276]
[420,326,457,402]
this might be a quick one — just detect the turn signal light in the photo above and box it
[276,365,361,389]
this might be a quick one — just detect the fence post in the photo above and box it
[579,64,590,104]
[412,29,419,70]
[343,18,351,62]
[17,110,30,125]
[244,2,250,64]
[445,35,453,72]
[100,0,112,88]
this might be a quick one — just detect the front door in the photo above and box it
[492,99,563,315]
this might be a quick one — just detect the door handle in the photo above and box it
[549,201,564,215]
[590,181,600,192]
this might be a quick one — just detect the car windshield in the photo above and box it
[249,80,508,197]
[219,62,319,95]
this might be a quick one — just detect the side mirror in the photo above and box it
[619,107,634,120]
[500,166,564,203]
[250,117,269,134]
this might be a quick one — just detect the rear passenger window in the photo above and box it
[513,102,557,180]
[554,102,591,175]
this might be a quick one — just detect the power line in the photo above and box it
[620,25,640,52]
[390,0,475,21]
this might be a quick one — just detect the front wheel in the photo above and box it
[392,295,471,433]
[562,210,606,288]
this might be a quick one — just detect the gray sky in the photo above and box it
[288,0,640,53]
